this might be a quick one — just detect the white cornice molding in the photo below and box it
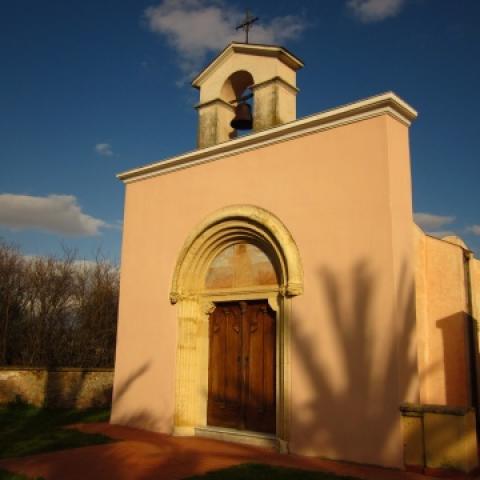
[251,76,299,95]
[195,98,235,111]
[117,92,418,184]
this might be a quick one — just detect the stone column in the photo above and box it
[196,99,235,148]
[252,77,298,132]
[173,296,201,432]
[173,296,215,434]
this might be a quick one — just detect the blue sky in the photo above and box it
[1,0,479,261]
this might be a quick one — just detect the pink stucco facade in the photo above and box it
[112,109,421,468]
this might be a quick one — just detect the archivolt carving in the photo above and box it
[170,205,303,302]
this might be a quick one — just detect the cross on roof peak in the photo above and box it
[236,9,259,44]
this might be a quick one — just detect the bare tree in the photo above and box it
[0,240,119,368]
[0,241,25,364]
[71,256,119,367]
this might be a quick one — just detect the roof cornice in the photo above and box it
[117,92,418,184]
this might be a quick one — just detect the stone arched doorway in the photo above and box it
[170,205,303,448]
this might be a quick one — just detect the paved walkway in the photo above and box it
[0,423,473,480]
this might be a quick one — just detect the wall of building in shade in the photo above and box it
[0,367,113,409]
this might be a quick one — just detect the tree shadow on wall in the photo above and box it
[44,370,87,408]
[108,361,160,431]
[0,368,90,417]
[0,367,112,410]
[288,260,429,466]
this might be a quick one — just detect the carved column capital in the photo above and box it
[286,282,304,296]
[267,295,280,313]
[201,300,216,315]
[170,291,180,304]
[279,283,303,298]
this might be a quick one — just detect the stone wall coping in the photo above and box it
[400,402,474,416]
[0,366,114,372]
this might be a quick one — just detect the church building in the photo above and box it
[111,41,480,473]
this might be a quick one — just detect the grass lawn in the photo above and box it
[186,463,361,480]
[0,469,44,480]
[0,403,112,460]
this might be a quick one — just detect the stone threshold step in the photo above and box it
[194,425,279,450]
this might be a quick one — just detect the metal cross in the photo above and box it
[236,9,259,44]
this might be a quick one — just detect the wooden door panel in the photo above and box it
[207,300,276,434]
[207,304,243,429]
[245,302,276,433]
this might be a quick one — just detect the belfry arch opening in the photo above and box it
[221,70,254,137]
[170,205,303,446]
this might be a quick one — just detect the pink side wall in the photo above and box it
[415,232,472,406]
[111,114,418,467]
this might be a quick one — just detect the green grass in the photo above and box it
[0,403,113,460]
[0,469,44,480]
[186,463,361,480]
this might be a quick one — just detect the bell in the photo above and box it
[230,102,253,130]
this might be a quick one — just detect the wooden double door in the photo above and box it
[207,300,276,434]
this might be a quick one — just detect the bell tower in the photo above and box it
[192,42,304,149]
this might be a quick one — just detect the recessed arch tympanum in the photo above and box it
[170,205,303,303]
[170,205,303,448]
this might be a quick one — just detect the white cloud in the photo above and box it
[72,259,107,270]
[0,194,107,236]
[466,225,480,236]
[144,0,306,79]
[414,212,455,231]
[95,143,113,157]
[23,255,118,273]
[24,255,96,268]
[347,0,406,23]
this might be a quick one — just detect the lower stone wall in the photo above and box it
[0,367,114,409]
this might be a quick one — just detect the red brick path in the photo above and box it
[0,423,472,480]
